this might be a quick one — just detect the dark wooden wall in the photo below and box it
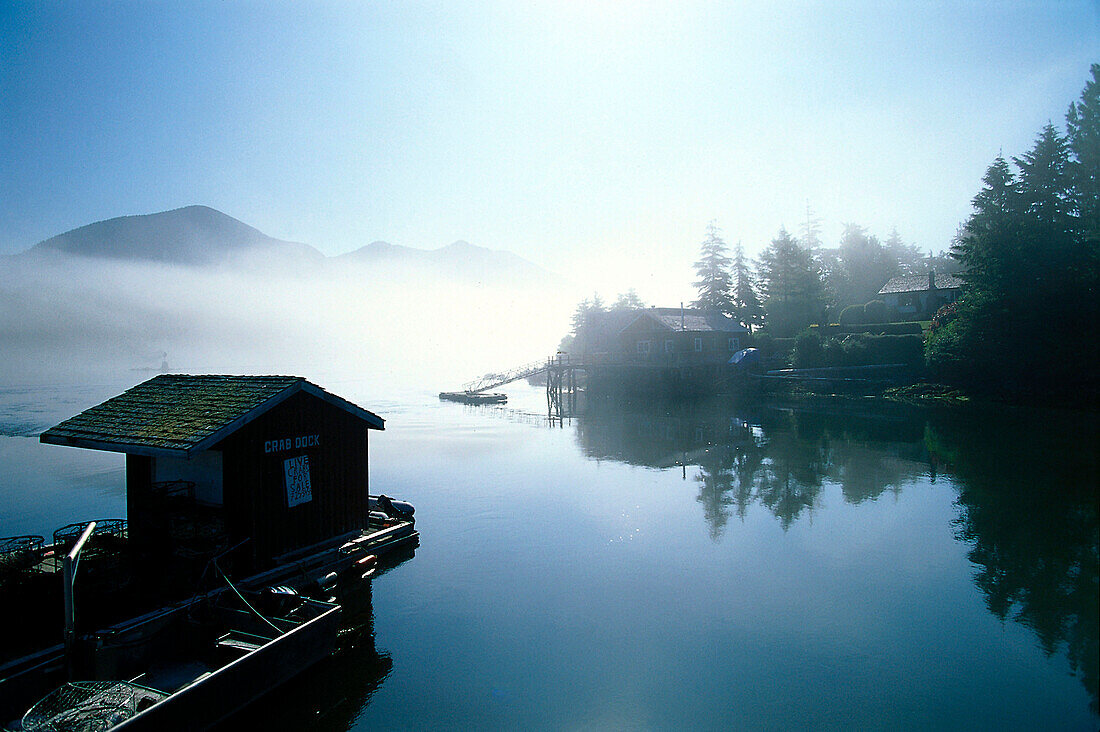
[217,391,373,569]
[125,455,155,553]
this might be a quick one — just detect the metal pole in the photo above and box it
[64,521,96,678]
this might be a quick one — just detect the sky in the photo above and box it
[2,1,1097,304]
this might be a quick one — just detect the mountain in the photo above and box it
[338,239,562,287]
[24,205,323,265]
[13,206,565,286]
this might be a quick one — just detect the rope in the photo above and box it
[213,559,285,636]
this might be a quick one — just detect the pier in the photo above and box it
[450,354,586,418]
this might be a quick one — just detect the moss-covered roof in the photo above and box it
[878,273,964,295]
[40,374,383,458]
[623,308,748,334]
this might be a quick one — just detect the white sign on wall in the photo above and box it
[284,454,313,507]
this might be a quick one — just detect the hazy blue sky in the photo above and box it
[2,1,1097,301]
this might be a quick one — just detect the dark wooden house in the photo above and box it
[39,375,385,570]
[568,308,751,396]
[618,308,749,366]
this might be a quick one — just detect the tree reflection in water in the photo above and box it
[926,408,1098,715]
[577,397,929,534]
[575,396,1098,712]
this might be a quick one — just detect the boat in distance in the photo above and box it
[438,391,508,405]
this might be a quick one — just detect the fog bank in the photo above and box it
[0,253,577,391]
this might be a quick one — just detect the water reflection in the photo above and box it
[574,396,1099,715]
[927,408,1099,715]
[578,398,932,534]
[226,553,415,731]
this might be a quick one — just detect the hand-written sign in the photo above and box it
[265,434,320,454]
[284,454,313,507]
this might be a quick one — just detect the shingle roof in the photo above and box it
[624,308,748,334]
[878,273,964,295]
[40,374,384,458]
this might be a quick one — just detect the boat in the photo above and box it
[438,391,508,405]
[0,496,416,727]
[15,586,341,731]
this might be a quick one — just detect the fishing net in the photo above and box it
[21,681,167,732]
[0,535,43,575]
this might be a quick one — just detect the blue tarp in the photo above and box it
[729,347,761,366]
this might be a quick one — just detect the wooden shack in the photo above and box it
[618,308,749,366]
[39,375,385,570]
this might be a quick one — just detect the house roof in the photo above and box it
[623,308,748,334]
[877,272,965,295]
[39,374,384,459]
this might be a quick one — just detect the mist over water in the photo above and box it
[0,250,577,390]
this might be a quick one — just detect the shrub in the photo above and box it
[793,330,824,368]
[863,333,924,365]
[821,337,844,367]
[840,337,868,365]
[930,301,960,334]
[753,332,773,355]
[879,322,923,335]
[863,299,888,323]
[831,322,922,336]
[755,333,795,363]
[838,304,865,325]
[925,316,970,381]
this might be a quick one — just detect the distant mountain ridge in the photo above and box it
[26,205,323,265]
[17,206,562,286]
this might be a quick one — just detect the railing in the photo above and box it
[63,521,97,674]
[463,359,552,393]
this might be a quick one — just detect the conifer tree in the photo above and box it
[731,241,764,332]
[831,223,898,309]
[929,67,1100,398]
[885,228,924,276]
[568,295,606,354]
[757,227,824,336]
[612,289,646,311]
[1015,123,1076,277]
[692,221,735,315]
[952,154,1023,295]
[1067,64,1100,245]
[800,203,823,253]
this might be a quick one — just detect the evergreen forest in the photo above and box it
[565,64,1099,405]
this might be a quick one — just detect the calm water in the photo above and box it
[1,380,1096,730]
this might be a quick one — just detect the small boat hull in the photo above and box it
[113,599,341,730]
[17,593,341,732]
[438,391,507,405]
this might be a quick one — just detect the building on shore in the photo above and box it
[573,307,750,395]
[877,271,963,319]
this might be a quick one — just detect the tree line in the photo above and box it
[566,64,1098,401]
[693,217,960,338]
[567,214,944,352]
[926,65,1099,400]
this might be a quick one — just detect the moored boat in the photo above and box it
[438,391,507,405]
[17,587,341,731]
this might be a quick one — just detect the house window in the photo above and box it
[728,337,740,351]
[637,340,651,355]
[664,339,674,353]
[694,337,703,352]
